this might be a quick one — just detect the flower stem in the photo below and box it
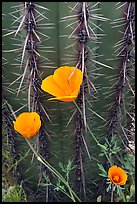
[25,138,81,202]
[111,184,114,202]
[73,101,100,145]
[118,186,126,202]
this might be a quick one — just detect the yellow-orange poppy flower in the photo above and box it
[13,112,41,139]
[108,165,128,185]
[41,66,82,102]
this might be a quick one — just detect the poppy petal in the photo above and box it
[53,66,82,93]
[71,88,81,97]
[68,68,83,92]
[41,75,65,97]
[48,95,77,102]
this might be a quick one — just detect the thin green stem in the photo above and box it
[118,186,126,202]
[73,101,100,145]
[104,152,113,166]
[25,138,81,202]
[111,184,114,202]
[37,156,76,202]
[8,149,31,172]
[53,184,75,200]
[73,101,116,166]
[86,122,100,145]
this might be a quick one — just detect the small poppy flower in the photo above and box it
[41,66,83,102]
[108,165,128,186]
[13,112,41,139]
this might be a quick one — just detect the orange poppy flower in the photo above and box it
[108,165,128,185]
[41,66,82,102]
[13,112,41,139]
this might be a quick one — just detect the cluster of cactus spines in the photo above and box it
[60,2,108,199]
[22,2,58,201]
[61,2,89,198]
[122,2,135,153]
[100,3,135,199]
[105,2,135,146]
[125,98,135,155]
[2,102,34,201]
[2,103,18,179]
[73,2,89,199]
[3,2,57,201]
